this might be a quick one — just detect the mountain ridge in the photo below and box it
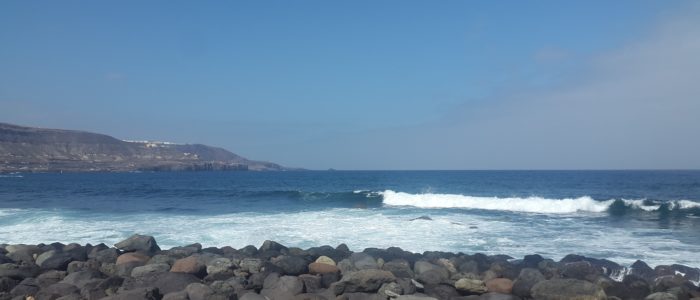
[0,122,291,172]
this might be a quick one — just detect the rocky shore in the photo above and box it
[1,235,698,300]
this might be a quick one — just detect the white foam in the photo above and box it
[381,190,612,214]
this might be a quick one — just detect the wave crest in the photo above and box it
[380,190,700,214]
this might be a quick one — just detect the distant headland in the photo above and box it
[0,122,293,173]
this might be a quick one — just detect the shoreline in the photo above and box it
[1,235,698,300]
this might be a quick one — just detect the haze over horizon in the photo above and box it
[2,1,699,170]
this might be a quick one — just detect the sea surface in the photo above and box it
[1,170,699,268]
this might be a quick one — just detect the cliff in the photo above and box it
[0,123,289,172]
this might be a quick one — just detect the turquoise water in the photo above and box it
[1,170,699,267]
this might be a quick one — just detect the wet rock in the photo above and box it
[36,250,74,271]
[485,278,513,294]
[60,270,104,289]
[114,234,160,256]
[333,269,396,294]
[93,248,119,264]
[562,261,601,282]
[0,277,18,293]
[171,256,207,278]
[10,278,39,297]
[206,257,235,276]
[454,278,487,294]
[260,240,289,253]
[521,254,545,269]
[512,268,545,298]
[239,258,263,274]
[531,279,607,300]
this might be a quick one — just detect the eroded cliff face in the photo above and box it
[0,123,287,172]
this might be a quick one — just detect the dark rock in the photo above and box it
[102,287,161,300]
[93,248,119,264]
[272,255,309,276]
[185,283,215,300]
[489,260,519,280]
[168,245,201,258]
[478,293,521,300]
[121,271,200,295]
[80,276,124,300]
[66,259,100,273]
[644,292,678,300]
[36,270,67,288]
[531,279,607,300]
[116,261,145,277]
[62,243,87,261]
[260,273,303,299]
[413,261,449,285]
[0,263,41,280]
[5,245,41,264]
[299,274,322,293]
[424,283,459,299]
[382,259,414,278]
[562,261,601,282]
[60,270,104,289]
[396,278,417,295]
[10,278,39,298]
[162,290,189,300]
[560,254,623,279]
[0,254,12,264]
[321,272,340,288]
[87,244,109,259]
[35,282,80,300]
[238,245,258,257]
[131,263,170,277]
[206,257,236,277]
[410,216,433,221]
[537,259,562,279]
[512,268,545,298]
[332,269,396,294]
[240,292,268,300]
[114,234,160,255]
[622,274,652,299]
[337,292,385,300]
[521,254,545,269]
[652,275,686,293]
[458,260,479,274]
[36,250,74,271]
[239,258,263,274]
[307,245,348,263]
[293,293,329,300]
[0,277,18,293]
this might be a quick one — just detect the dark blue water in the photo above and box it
[1,171,699,268]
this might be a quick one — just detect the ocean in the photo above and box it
[1,170,699,268]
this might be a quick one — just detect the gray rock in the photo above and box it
[0,263,41,280]
[378,282,403,297]
[562,261,601,282]
[148,254,175,266]
[333,269,396,294]
[644,292,678,300]
[240,292,268,300]
[114,234,160,255]
[80,276,124,300]
[382,259,414,278]
[350,253,378,270]
[5,244,41,264]
[395,295,438,300]
[120,272,200,295]
[10,278,39,297]
[93,248,119,264]
[338,259,358,274]
[131,263,171,277]
[35,282,80,299]
[511,268,545,297]
[0,277,18,293]
[37,270,67,288]
[273,255,309,276]
[240,258,263,273]
[66,260,100,273]
[60,270,104,289]
[260,240,289,253]
[454,278,487,294]
[261,273,304,299]
[299,274,322,293]
[531,279,607,300]
[413,261,449,285]
[162,290,189,300]
[36,250,75,271]
[478,292,521,300]
[206,257,235,275]
[102,287,161,300]
[186,282,214,300]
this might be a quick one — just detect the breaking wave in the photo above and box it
[380,190,700,214]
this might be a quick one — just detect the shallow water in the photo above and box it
[1,170,699,267]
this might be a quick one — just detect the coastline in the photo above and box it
[1,235,698,300]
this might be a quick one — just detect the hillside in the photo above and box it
[0,123,289,172]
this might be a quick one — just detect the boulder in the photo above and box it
[260,273,304,299]
[239,258,263,274]
[93,248,119,264]
[333,269,396,294]
[309,262,340,275]
[382,259,414,278]
[162,291,189,300]
[512,268,545,297]
[414,261,449,285]
[116,252,150,265]
[378,282,403,297]
[131,263,171,277]
[185,282,214,300]
[299,274,322,293]
[10,278,39,297]
[240,293,268,300]
[115,234,160,255]
[260,240,289,253]
[350,253,378,270]
[120,272,200,295]
[34,282,80,299]
[36,270,67,288]
[0,277,18,293]
[531,279,607,300]
[272,255,309,275]
[395,295,438,300]
[0,263,41,280]
[424,283,459,299]
[102,287,161,300]
[479,293,521,300]
[5,244,41,264]
[485,278,513,294]
[454,278,487,294]
[171,256,207,278]
[66,259,100,273]
[644,292,678,300]
[315,256,336,266]
[80,276,124,300]
[206,257,235,276]
[562,261,601,282]
[60,270,104,289]
[36,250,75,271]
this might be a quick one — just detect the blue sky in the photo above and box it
[1,1,699,169]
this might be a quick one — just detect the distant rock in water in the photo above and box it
[410,216,433,221]
[0,122,293,172]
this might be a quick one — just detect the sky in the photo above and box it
[1,1,699,170]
